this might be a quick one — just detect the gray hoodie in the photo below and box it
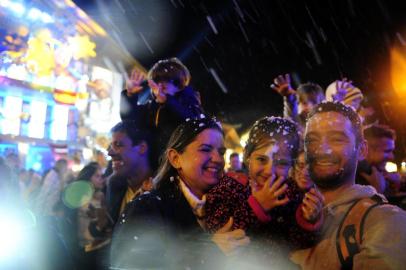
[290,184,406,270]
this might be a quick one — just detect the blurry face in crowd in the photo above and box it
[305,112,363,189]
[170,128,225,198]
[248,141,292,190]
[366,137,395,172]
[298,100,316,118]
[108,131,142,178]
[91,167,105,190]
[294,152,313,191]
[229,155,242,171]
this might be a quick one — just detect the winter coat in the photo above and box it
[120,86,203,163]
[109,178,225,270]
[290,184,406,270]
[205,172,321,269]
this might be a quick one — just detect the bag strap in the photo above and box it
[336,195,386,270]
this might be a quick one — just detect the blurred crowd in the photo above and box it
[1,58,406,270]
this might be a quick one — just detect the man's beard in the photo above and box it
[306,152,358,190]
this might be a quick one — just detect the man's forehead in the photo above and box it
[306,111,351,131]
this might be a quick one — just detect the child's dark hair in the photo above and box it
[243,116,300,165]
[148,58,191,90]
[154,116,223,188]
[297,82,325,105]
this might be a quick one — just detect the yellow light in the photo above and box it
[390,47,406,99]
[240,132,249,147]
[385,161,398,173]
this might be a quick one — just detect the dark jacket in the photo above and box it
[88,175,127,238]
[205,172,321,268]
[120,86,203,162]
[110,178,225,270]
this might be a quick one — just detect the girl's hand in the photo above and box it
[301,187,324,223]
[252,175,290,212]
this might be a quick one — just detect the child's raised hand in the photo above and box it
[270,74,296,97]
[252,175,290,212]
[301,187,324,223]
[126,68,146,96]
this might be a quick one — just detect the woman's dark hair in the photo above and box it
[148,57,191,90]
[243,116,300,165]
[154,116,223,188]
[76,162,100,182]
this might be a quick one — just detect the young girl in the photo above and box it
[205,116,324,267]
[110,116,249,270]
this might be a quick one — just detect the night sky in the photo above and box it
[74,0,406,138]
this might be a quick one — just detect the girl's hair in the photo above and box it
[154,116,223,188]
[76,162,100,182]
[148,57,191,90]
[243,116,300,165]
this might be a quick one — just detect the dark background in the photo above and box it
[74,0,406,147]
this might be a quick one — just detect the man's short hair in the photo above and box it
[110,121,157,171]
[297,82,325,104]
[111,121,151,146]
[307,101,363,145]
[364,125,396,141]
[229,152,239,159]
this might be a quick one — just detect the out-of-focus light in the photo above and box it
[41,12,54,23]
[83,148,93,161]
[0,214,24,260]
[50,105,69,141]
[63,181,94,209]
[390,47,406,99]
[401,161,406,173]
[29,100,47,139]
[2,96,22,136]
[27,7,41,20]
[9,2,25,17]
[18,143,29,155]
[71,163,83,173]
[32,162,42,171]
[385,162,398,173]
[0,0,10,8]
[240,132,249,148]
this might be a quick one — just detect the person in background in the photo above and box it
[88,121,154,248]
[120,57,203,166]
[271,74,325,134]
[205,117,324,269]
[292,150,314,192]
[35,159,68,216]
[357,124,401,196]
[325,79,364,111]
[291,101,406,269]
[227,152,244,173]
[65,162,109,270]
[110,116,250,269]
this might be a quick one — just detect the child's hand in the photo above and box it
[211,217,250,256]
[252,175,290,212]
[302,187,324,223]
[126,68,146,96]
[270,74,296,97]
